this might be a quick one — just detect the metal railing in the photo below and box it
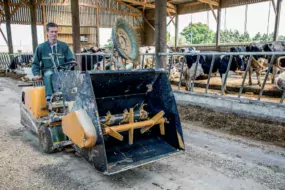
[74,53,113,71]
[158,51,285,104]
[74,52,156,71]
[0,53,13,70]
[0,53,33,71]
[2,51,285,105]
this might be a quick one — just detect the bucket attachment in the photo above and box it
[54,69,184,175]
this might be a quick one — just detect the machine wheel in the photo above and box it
[38,125,54,154]
[112,17,139,61]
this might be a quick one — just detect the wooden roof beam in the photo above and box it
[36,0,47,6]
[167,2,176,10]
[120,0,176,13]
[10,4,22,18]
[183,1,202,7]
[115,0,142,14]
[0,27,8,46]
[198,0,219,7]
[40,2,142,17]
[80,3,142,17]
[271,0,277,14]
[19,0,30,7]
[209,4,217,21]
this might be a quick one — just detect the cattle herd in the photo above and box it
[180,41,285,91]
[3,41,285,92]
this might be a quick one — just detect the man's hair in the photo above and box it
[46,22,58,32]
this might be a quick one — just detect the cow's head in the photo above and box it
[230,47,246,71]
[188,62,204,79]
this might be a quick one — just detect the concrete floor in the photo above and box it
[0,77,285,190]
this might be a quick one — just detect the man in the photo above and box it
[32,22,76,101]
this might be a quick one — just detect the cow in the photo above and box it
[80,47,105,71]
[9,54,33,70]
[275,56,285,90]
[182,47,246,92]
[245,41,285,86]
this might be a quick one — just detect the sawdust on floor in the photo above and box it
[178,105,285,147]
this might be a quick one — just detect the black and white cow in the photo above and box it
[245,41,285,85]
[183,47,246,91]
[9,54,33,70]
[80,47,106,71]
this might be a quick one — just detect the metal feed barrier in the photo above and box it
[0,53,33,71]
[2,51,285,105]
[0,53,13,70]
[74,53,113,71]
[74,51,285,105]
[157,51,285,104]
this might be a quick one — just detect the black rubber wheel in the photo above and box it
[38,125,54,154]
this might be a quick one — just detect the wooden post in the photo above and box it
[216,6,221,49]
[96,8,100,47]
[274,0,283,41]
[30,0,38,53]
[71,0,81,53]
[174,12,179,49]
[0,28,8,45]
[42,5,47,41]
[155,0,167,69]
[244,4,248,33]
[4,0,13,54]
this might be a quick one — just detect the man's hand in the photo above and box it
[71,60,77,64]
[34,76,42,81]
[69,60,77,70]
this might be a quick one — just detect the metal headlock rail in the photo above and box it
[2,51,285,105]
[157,51,285,104]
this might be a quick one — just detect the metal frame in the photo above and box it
[157,51,285,104]
[2,51,285,105]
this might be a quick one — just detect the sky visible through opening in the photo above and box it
[0,1,284,52]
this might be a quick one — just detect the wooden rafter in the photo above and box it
[209,4,217,21]
[167,10,175,26]
[183,1,201,7]
[10,4,22,18]
[115,0,154,30]
[82,3,142,17]
[198,0,219,7]
[36,0,46,6]
[271,0,277,15]
[143,0,146,12]
[167,2,176,10]
[167,17,175,26]
[144,14,154,31]
[40,2,142,17]
[19,0,30,7]
[115,0,142,14]
[120,0,176,13]
[0,27,8,45]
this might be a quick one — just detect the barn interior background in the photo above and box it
[0,0,284,53]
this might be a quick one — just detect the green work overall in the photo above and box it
[32,40,75,99]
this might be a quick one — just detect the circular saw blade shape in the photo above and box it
[112,18,139,61]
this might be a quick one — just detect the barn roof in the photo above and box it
[0,0,271,26]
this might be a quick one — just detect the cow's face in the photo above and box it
[236,55,246,71]
[276,72,285,90]
[230,47,246,71]
[188,63,204,79]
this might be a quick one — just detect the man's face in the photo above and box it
[47,27,58,41]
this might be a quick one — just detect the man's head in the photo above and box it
[46,22,58,43]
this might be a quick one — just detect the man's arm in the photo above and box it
[32,45,42,79]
